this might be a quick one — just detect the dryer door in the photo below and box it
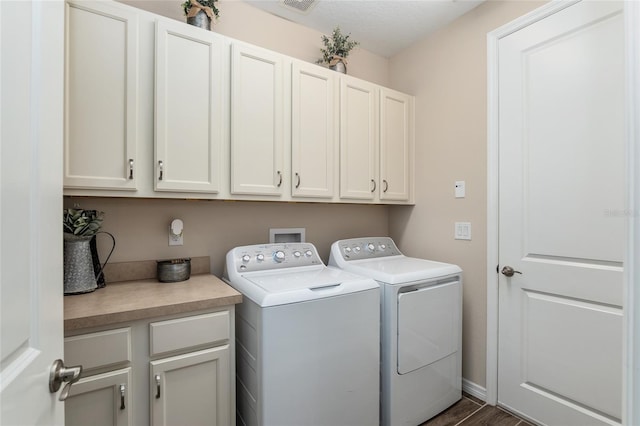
[397,279,461,374]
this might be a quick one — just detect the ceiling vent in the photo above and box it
[280,0,317,14]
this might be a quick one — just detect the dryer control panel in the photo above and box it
[228,243,323,273]
[332,237,402,261]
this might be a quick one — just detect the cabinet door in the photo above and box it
[231,43,285,196]
[380,88,412,202]
[66,368,132,426]
[291,61,337,198]
[339,77,378,200]
[64,1,138,190]
[151,346,231,426]
[155,20,226,193]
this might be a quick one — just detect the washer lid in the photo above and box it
[229,266,378,307]
[338,256,461,284]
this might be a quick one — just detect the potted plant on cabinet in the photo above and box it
[316,26,360,74]
[182,0,219,31]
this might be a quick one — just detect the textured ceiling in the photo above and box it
[246,0,485,58]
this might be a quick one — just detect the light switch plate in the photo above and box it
[455,222,471,240]
[455,181,465,198]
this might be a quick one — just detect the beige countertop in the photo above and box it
[64,274,242,331]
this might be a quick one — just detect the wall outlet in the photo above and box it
[169,233,183,246]
[169,219,184,246]
[455,222,471,240]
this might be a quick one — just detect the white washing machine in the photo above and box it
[224,242,380,426]
[329,237,462,426]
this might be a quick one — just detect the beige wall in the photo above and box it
[388,1,546,388]
[117,0,390,86]
[64,197,389,276]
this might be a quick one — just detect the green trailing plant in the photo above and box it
[63,209,104,237]
[316,26,360,65]
[181,0,220,19]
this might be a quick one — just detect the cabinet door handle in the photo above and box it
[155,374,161,399]
[295,172,301,189]
[383,180,389,193]
[158,161,164,181]
[277,171,282,187]
[370,179,376,193]
[128,159,134,180]
[119,384,126,410]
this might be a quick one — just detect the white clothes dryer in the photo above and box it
[329,237,462,426]
[224,242,380,426]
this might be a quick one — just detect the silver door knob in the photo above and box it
[49,359,83,401]
[501,266,522,277]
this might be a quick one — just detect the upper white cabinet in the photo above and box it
[380,88,413,202]
[154,19,227,193]
[339,76,379,201]
[291,61,338,199]
[64,0,139,190]
[62,0,414,204]
[230,43,286,196]
[339,78,414,203]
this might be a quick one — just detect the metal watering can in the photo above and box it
[63,231,115,295]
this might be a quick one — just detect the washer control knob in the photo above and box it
[274,251,286,263]
[241,254,251,263]
[367,243,375,252]
[293,251,301,258]
[344,247,352,253]
[256,254,265,262]
[354,246,361,253]
[379,244,386,250]
[305,250,313,257]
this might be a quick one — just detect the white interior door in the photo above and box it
[497,1,625,425]
[0,1,65,424]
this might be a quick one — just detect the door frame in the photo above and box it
[485,1,640,424]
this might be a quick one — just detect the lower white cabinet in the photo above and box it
[64,307,235,426]
[151,347,230,426]
[66,368,132,426]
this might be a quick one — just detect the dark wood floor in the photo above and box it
[421,393,534,426]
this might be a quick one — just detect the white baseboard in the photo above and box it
[462,378,487,403]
